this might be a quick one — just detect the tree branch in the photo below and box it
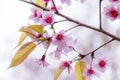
[20,0,120,42]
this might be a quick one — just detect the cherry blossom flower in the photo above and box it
[109,0,120,3]
[60,0,71,5]
[41,11,55,26]
[49,3,62,11]
[62,37,75,53]
[36,55,50,67]
[50,6,62,11]
[52,30,65,46]
[52,30,75,50]
[59,61,72,73]
[95,58,109,72]
[29,7,42,23]
[50,47,63,59]
[83,67,98,80]
[103,5,120,21]
[51,30,75,59]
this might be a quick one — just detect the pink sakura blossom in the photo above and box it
[52,30,75,50]
[62,37,75,53]
[29,7,42,23]
[83,67,98,80]
[109,0,120,2]
[52,30,66,46]
[60,0,71,5]
[59,61,72,73]
[36,55,50,67]
[94,58,109,72]
[50,47,63,59]
[104,5,120,21]
[51,30,75,59]
[49,3,62,11]
[50,6,62,11]
[29,8,55,26]
[41,11,55,26]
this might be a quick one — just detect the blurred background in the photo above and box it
[0,0,120,80]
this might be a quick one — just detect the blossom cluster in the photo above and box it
[83,57,109,80]
[30,8,55,26]
[11,0,119,80]
[28,0,113,80]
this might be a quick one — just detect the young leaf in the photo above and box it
[74,61,86,80]
[54,64,64,80]
[8,42,37,68]
[35,0,46,7]
[19,27,35,38]
[29,25,44,34]
[15,33,27,47]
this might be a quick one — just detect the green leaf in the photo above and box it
[74,61,86,80]
[8,42,37,68]
[29,25,44,34]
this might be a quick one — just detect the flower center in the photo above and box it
[110,10,118,18]
[45,17,53,24]
[88,69,94,74]
[113,0,119,1]
[51,6,56,10]
[64,61,70,67]
[56,34,63,40]
[34,11,37,17]
[99,60,106,67]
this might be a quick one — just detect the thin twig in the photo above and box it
[99,0,103,30]
[65,24,80,32]
[54,20,68,24]
[84,38,114,57]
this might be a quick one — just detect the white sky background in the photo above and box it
[0,0,120,80]
[0,0,32,79]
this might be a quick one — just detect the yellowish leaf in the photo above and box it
[29,25,44,34]
[54,64,64,80]
[35,0,46,7]
[8,42,37,68]
[75,61,86,80]
[20,27,35,38]
[15,33,27,47]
